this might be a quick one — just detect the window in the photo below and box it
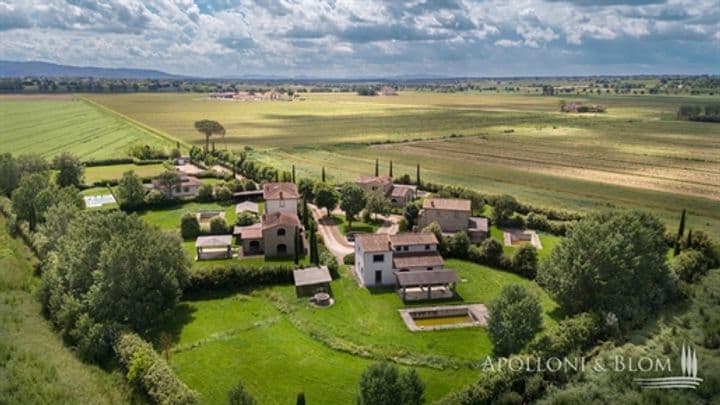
[183,187,189,192]
[375,270,382,284]
[403,246,409,251]
[425,244,431,250]
[373,254,384,263]
[395,246,402,252]
[277,228,286,236]
[427,267,433,270]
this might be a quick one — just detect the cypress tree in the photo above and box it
[296,393,306,405]
[416,164,421,187]
[274,171,279,182]
[677,209,686,238]
[301,198,310,229]
[310,225,319,265]
[686,229,693,248]
[374,159,379,176]
[389,160,393,177]
[292,164,296,183]
[294,227,301,265]
[321,167,326,183]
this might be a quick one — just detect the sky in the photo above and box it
[0,0,718,78]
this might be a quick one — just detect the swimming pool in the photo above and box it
[84,194,116,208]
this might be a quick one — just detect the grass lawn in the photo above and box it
[84,163,166,183]
[331,213,383,234]
[0,95,173,160]
[488,226,561,259]
[0,215,132,403]
[161,259,559,403]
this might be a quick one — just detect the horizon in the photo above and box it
[1,1,718,78]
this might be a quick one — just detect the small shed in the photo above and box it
[395,269,458,301]
[293,266,332,297]
[195,235,234,260]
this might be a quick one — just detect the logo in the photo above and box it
[634,344,703,389]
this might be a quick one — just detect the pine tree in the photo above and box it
[389,160,393,177]
[374,159,379,176]
[321,167,326,182]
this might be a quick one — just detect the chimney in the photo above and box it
[431,200,435,208]
[279,191,284,200]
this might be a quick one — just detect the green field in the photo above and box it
[0,215,131,403]
[0,95,174,160]
[87,92,720,239]
[162,260,557,404]
[84,163,167,183]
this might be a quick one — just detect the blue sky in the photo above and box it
[0,0,717,78]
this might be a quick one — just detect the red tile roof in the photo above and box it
[389,233,438,246]
[356,176,393,185]
[263,182,299,200]
[422,198,471,211]
[262,212,301,230]
[355,234,391,253]
[393,252,444,269]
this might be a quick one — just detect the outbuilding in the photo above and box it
[293,266,332,297]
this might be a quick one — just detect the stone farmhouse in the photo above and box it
[356,176,417,207]
[151,175,202,198]
[354,232,458,300]
[233,182,303,258]
[417,198,488,243]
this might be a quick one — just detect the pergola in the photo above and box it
[195,235,234,260]
[395,269,458,301]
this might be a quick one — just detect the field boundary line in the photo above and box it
[78,95,191,150]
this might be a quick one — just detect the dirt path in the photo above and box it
[375,214,402,235]
[310,204,354,261]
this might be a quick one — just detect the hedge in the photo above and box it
[184,265,294,294]
[83,158,135,167]
[115,332,198,404]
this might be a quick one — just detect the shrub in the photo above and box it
[358,362,424,405]
[669,250,709,283]
[448,231,470,259]
[236,211,257,226]
[185,265,294,293]
[320,251,339,279]
[115,333,198,404]
[480,238,504,266]
[343,253,355,265]
[529,312,602,359]
[209,216,228,234]
[215,185,232,202]
[181,213,201,240]
[228,381,256,405]
[144,190,167,206]
[511,244,538,279]
[196,184,214,202]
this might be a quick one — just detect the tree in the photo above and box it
[215,185,232,202]
[17,153,49,176]
[416,164,421,186]
[309,224,319,265]
[34,201,82,260]
[209,216,227,234]
[487,284,542,356]
[301,198,310,229]
[399,368,424,405]
[296,392,306,405]
[669,250,708,283]
[374,159,379,176]
[0,153,20,196]
[197,184,214,202]
[12,173,83,230]
[155,171,181,197]
[479,238,504,267]
[422,221,446,255]
[538,211,675,326]
[294,227,302,265]
[321,167,326,182]
[313,182,338,216]
[298,178,315,200]
[194,120,225,157]
[366,191,391,219]
[358,362,401,405]
[236,211,257,226]
[448,231,470,259]
[511,244,538,279]
[39,212,189,362]
[403,202,419,228]
[675,209,686,256]
[53,152,84,188]
[389,160,393,177]
[340,183,367,228]
[292,164,296,183]
[116,171,146,211]
[491,195,520,227]
[228,381,257,405]
[181,213,201,239]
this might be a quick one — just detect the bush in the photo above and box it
[144,190,167,206]
[529,312,602,359]
[511,244,538,279]
[209,216,228,234]
[181,213,201,240]
[448,231,470,259]
[343,253,355,265]
[185,265,294,293]
[115,333,198,404]
[320,251,339,279]
[236,211,257,226]
[488,284,543,356]
[228,381,256,405]
[670,250,709,283]
[215,185,232,202]
[83,158,135,167]
[196,184,214,202]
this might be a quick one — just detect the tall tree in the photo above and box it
[294,227,301,265]
[366,191,391,219]
[116,171,146,211]
[17,153,49,176]
[53,152,84,188]
[374,159,379,176]
[388,160,393,177]
[416,164,421,186]
[399,369,424,405]
[301,198,310,229]
[193,120,225,157]
[487,284,543,356]
[309,224,319,265]
[155,171,181,197]
[292,164,296,183]
[340,183,367,229]
[358,363,401,405]
[675,209,687,256]
[321,167,326,182]
[0,153,20,197]
[313,182,338,216]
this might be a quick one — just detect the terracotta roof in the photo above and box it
[390,186,414,198]
[356,176,393,185]
[395,269,458,287]
[180,176,202,186]
[262,212,301,230]
[263,182,299,200]
[393,252,444,269]
[469,217,489,232]
[195,235,233,247]
[293,266,332,287]
[233,223,262,239]
[389,233,438,246]
[423,198,471,211]
[355,234,391,253]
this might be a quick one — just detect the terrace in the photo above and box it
[396,269,458,301]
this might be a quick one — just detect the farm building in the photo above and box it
[355,176,417,207]
[293,266,332,297]
[195,235,234,260]
[151,175,202,198]
[417,198,488,242]
[263,182,299,215]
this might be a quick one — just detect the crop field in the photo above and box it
[83,163,167,183]
[162,261,557,404]
[0,95,174,160]
[87,91,720,238]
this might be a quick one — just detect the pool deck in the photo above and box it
[399,304,489,331]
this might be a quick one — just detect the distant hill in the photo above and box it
[0,60,183,79]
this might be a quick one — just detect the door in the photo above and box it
[374,270,382,284]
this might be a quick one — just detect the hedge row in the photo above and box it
[82,157,167,167]
[184,265,295,294]
[115,332,198,404]
[0,197,38,256]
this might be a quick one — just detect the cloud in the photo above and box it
[0,0,717,77]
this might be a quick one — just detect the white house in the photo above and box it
[263,182,299,215]
[354,232,445,287]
